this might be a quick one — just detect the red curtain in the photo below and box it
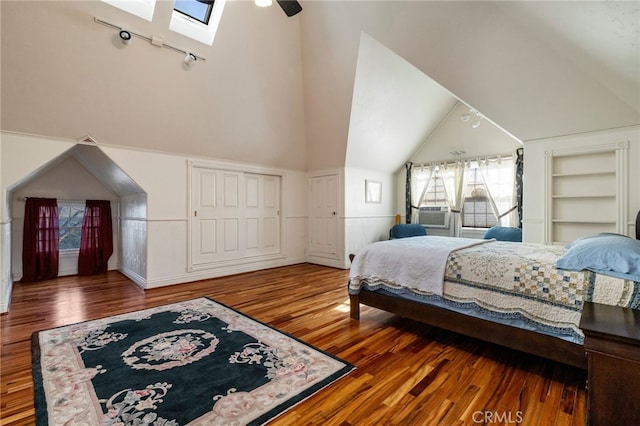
[78,200,113,276]
[22,198,59,283]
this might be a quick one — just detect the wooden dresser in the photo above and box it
[580,302,640,425]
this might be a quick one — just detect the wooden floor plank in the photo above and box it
[0,265,586,425]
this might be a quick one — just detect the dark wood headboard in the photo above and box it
[636,210,640,240]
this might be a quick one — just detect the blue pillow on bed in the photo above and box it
[483,226,522,242]
[555,233,640,282]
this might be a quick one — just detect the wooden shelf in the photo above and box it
[552,195,615,199]
[552,171,615,178]
[552,220,616,224]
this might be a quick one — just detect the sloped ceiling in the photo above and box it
[345,33,458,173]
[301,1,640,171]
[1,0,307,170]
[411,102,522,164]
[496,1,639,112]
[9,143,144,197]
[1,1,639,175]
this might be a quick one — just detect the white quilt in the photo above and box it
[349,236,492,296]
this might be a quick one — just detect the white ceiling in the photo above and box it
[1,1,639,173]
[345,33,458,173]
[496,1,640,111]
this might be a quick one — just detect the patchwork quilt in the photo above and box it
[349,238,640,343]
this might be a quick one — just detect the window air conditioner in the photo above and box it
[418,206,450,228]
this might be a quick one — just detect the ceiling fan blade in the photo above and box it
[197,0,302,17]
[277,0,302,17]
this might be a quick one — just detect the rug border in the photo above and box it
[31,296,355,425]
[32,331,48,425]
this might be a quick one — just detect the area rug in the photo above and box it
[32,297,354,425]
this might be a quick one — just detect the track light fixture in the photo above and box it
[460,107,483,129]
[95,17,206,65]
[184,52,197,65]
[119,29,132,45]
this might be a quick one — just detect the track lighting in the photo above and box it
[460,107,483,129]
[95,18,206,65]
[184,52,197,65]
[119,29,132,45]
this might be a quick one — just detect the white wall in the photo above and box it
[1,133,73,312]
[344,166,396,264]
[0,133,8,313]
[410,102,522,165]
[1,1,307,171]
[119,193,147,284]
[0,131,309,312]
[523,126,640,243]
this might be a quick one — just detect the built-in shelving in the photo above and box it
[545,143,628,244]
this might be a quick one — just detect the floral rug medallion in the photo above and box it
[32,297,354,425]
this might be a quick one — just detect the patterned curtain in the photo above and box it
[21,198,59,283]
[516,148,524,228]
[405,163,412,223]
[78,200,113,275]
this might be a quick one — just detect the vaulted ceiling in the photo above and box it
[2,1,638,173]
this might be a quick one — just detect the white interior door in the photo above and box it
[309,174,338,258]
[245,173,281,257]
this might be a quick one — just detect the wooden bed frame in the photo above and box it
[349,211,640,369]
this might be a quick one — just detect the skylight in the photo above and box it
[174,0,212,25]
[100,0,156,22]
[170,0,226,46]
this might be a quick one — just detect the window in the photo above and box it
[170,0,226,45]
[101,0,226,46]
[411,155,517,232]
[462,167,498,228]
[100,0,157,21]
[419,171,448,208]
[174,0,213,24]
[58,202,85,251]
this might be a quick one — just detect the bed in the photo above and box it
[348,212,640,369]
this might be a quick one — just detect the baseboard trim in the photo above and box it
[118,266,147,289]
[0,280,13,314]
[306,256,348,269]
[143,256,308,289]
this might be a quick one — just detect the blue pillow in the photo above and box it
[389,224,427,239]
[555,233,640,282]
[483,226,522,242]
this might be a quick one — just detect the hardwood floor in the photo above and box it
[0,264,586,425]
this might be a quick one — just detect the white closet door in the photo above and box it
[309,174,338,258]
[191,167,243,265]
[245,173,281,257]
